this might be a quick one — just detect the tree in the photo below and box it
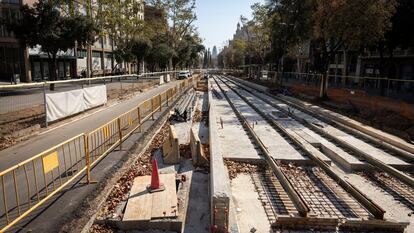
[372,0,414,94]
[310,0,396,98]
[131,38,153,74]
[246,4,272,65]
[10,0,98,88]
[145,0,198,69]
[100,0,145,74]
[267,0,313,75]
[146,42,176,71]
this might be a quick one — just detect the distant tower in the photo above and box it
[212,46,218,59]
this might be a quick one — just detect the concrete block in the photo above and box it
[208,80,231,233]
[163,125,180,164]
[165,74,171,83]
[190,127,208,166]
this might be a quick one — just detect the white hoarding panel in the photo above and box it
[46,89,85,122]
[83,85,107,109]
[46,85,107,122]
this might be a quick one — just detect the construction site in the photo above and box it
[75,73,414,233]
[1,72,414,233]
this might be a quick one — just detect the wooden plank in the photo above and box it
[151,173,178,219]
[123,176,152,222]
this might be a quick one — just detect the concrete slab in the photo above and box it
[197,91,209,112]
[281,120,366,170]
[183,171,210,233]
[321,125,411,168]
[226,81,331,164]
[283,95,414,155]
[173,121,193,145]
[229,78,412,169]
[121,173,178,230]
[194,91,209,145]
[231,174,272,233]
[210,81,261,161]
[215,80,310,163]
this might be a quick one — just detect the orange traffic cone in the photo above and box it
[148,159,165,193]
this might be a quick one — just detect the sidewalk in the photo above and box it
[0,80,179,172]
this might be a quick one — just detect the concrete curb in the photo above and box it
[208,79,235,233]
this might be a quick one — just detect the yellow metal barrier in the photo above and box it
[0,77,196,232]
[0,134,86,232]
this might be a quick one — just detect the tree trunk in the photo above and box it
[49,53,58,91]
[319,54,330,99]
[379,48,386,96]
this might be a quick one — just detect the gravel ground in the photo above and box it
[225,160,266,180]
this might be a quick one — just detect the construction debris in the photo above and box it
[225,160,265,180]
[192,109,202,123]
[180,144,192,159]
[89,223,115,233]
[170,90,196,122]
[96,123,170,220]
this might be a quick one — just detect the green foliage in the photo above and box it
[11,0,97,55]
[111,0,202,71]
[9,0,98,82]
[311,0,396,72]
[384,0,414,50]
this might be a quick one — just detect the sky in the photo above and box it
[194,0,265,52]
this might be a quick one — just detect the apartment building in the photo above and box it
[0,0,144,83]
[0,0,30,82]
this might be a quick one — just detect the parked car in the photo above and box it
[178,71,190,80]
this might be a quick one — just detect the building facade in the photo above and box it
[0,0,145,83]
[0,0,31,82]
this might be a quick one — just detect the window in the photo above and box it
[0,0,21,5]
[0,7,20,37]
[77,50,87,58]
[92,51,101,58]
[0,46,23,81]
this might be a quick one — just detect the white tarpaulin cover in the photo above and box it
[83,85,107,109]
[46,85,107,122]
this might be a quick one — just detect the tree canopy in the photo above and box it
[10,0,98,84]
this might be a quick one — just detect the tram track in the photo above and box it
[221,76,414,182]
[219,76,414,215]
[211,75,408,231]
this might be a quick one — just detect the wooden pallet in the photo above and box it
[120,174,178,230]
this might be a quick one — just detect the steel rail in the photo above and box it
[212,76,310,217]
[229,76,414,157]
[217,76,386,219]
[223,76,414,188]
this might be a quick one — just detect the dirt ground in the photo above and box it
[225,160,265,180]
[89,89,210,233]
[0,80,158,151]
[0,106,44,151]
[97,123,170,220]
